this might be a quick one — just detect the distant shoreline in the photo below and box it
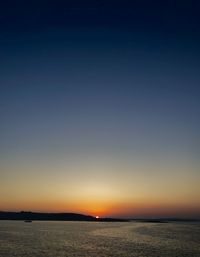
[0,211,128,222]
[0,211,199,222]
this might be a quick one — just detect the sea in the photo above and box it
[0,221,199,257]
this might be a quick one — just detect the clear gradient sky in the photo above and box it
[0,0,200,218]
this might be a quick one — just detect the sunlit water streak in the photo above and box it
[0,221,199,257]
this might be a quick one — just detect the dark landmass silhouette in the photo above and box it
[0,211,199,222]
[0,211,128,222]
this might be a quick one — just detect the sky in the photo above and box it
[0,0,200,218]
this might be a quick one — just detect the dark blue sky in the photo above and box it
[0,0,200,216]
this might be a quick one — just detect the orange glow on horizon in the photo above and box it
[1,186,200,218]
[1,198,199,219]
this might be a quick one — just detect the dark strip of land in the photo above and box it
[0,211,198,222]
[0,211,127,222]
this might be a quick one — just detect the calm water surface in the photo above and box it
[0,221,199,257]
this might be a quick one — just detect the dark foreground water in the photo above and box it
[0,221,199,257]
